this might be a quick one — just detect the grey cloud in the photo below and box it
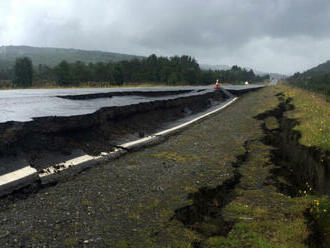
[2,0,330,74]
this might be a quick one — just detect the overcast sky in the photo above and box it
[1,0,330,74]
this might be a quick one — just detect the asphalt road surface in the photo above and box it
[0,85,263,123]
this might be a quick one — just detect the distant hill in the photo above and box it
[0,45,144,69]
[301,60,330,77]
[288,60,330,102]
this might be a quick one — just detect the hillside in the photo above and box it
[288,60,330,102]
[300,60,330,77]
[0,46,143,69]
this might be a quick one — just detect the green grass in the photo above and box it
[279,85,330,150]
[309,196,330,246]
[198,85,330,247]
[206,135,312,248]
[288,77,330,102]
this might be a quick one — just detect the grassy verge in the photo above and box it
[201,87,311,247]
[279,84,330,150]
[287,78,330,102]
[277,84,330,247]
[204,138,313,248]
[202,85,330,247]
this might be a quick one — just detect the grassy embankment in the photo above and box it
[283,85,330,150]
[282,85,330,246]
[205,84,330,248]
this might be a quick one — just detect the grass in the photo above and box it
[201,85,330,247]
[274,85,330,247]
[204,136,312,248]
[288,78,330,102]
[278,84,330,150]
[152,151,200,163]
[309,197,330,246]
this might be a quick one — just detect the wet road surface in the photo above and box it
[0,85,263,123]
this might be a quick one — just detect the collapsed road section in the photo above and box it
[0,85,262,197]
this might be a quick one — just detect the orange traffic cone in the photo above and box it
[215,79,220,89]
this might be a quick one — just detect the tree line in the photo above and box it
[0,54,269,88]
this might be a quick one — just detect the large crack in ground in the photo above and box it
[255,93,330,197]
[255,93,302,197]
[255,92,330,247]
[172,141,250,247]
[173,91,330,248]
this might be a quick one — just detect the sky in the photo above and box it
[1,0,330,75]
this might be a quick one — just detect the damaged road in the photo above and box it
[0,88,227,175]
[0,86,278,247]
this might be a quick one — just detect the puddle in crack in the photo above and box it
[172,141,250,246]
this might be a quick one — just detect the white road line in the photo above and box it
[0,96,239,195]
[155,97,238,136]
[0,166,37,187]
[0,166,38,196]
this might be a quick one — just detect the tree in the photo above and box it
[54,60,72,85]
[112,65,124,85]
[72,61,90,82]
[13,57,33,87]
[168,72,179,84]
